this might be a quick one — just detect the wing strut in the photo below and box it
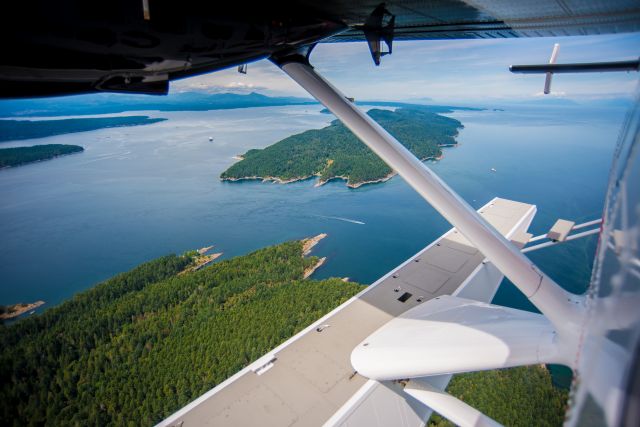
[270,49,584,336]
[403,379,502,427]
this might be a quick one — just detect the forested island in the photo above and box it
[0,116,166,142]
[0,237,567,425]
[0,144,83,168]
[0,238,363,425]
[221,108,462,188]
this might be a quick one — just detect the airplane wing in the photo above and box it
[1,0,639,97]
[159,198,539,427]
[316,0,640,41]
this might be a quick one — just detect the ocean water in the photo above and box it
[0,104,628,318]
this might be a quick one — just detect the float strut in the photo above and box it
[271,52,584,335]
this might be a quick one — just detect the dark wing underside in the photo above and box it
[1,0,638,98]
[317,0,640,42]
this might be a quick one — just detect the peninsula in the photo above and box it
[0,144,83,168]
[302,233,328,278]
[0,301,45,320]
[0,116,166,142]
[0,238,363,425]
[220,108,462,188]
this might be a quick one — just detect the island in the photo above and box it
[0,238,363,425]
[0,144,84,168]
[0,116,167,142]
[220,108,462,188]
[0,301,45,320]
[0,238,566,426]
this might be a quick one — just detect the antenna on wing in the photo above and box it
[544,43,560,94]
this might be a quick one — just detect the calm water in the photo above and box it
[0,104,627,316]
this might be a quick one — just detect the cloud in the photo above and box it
[224,82,256,89]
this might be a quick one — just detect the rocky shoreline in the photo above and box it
[221,151,451,189]
[301,233,328,278]
[0,301,45,320]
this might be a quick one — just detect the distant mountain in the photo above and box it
[0,92,316,117]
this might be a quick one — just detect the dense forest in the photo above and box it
[0,144,83,168]
[221,108,462,187]
[429,366,568,427]
[0,116,166,142]
[0,240,364,425]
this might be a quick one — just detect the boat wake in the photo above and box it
[315,215,365,225]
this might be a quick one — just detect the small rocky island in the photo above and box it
[220,108,463,188]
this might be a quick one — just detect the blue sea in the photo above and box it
[0,104,628,319]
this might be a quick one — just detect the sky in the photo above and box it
[171,33,640,104]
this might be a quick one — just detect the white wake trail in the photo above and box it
[315,215,365,225]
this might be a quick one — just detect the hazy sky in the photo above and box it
[172,33,640,103]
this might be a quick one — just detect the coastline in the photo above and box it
[302,233,327,255]
[0,147,85,170]
[221,150,450,189]
[302,233,328,278]
[303,257,326,279]
[221,175,315,185]
[180,252,223,275]
[0,301,45,320]
[197,245,214,255]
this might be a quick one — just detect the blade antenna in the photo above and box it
[544,43,560,94]
[362,3,395,66]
